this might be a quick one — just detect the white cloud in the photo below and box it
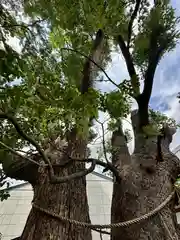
[96,50,129,92]
[93,0,180,154]
[150,42,180,150]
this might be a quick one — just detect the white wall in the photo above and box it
[173,145,180,159]
[175,150,180,159]
[0,173,113,240]
[87,173,112,240]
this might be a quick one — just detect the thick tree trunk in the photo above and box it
[2,136,92,240]
[111,126,131,238]
[111,111,180,240]
[1,29,104,240]
[20,135,92,240]
[21,161,91,240]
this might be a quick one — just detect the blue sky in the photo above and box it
[148,0,180,149]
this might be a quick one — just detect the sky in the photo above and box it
[142,0,180,150]
[93,0,180,154]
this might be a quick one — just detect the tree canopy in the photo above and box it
[0,0,180,199]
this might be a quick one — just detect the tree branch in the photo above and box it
[1,19,46,31]
[0,112,54,173]
[117,35,139,96]
[58,30,116,184]
[47,144,121,182]
[0,139,39,183]
[1,138,120,183]
[127,0,141,48]
[117,35,136,79]
[92,228,110,235]
[83,158,121,182]
[0,141,88,183]
[138,27,167,128]
[100,230,103,240]
[46,145,120,181]
[0,127,120,183]
[50,159,96,184]
[142,43,165,105]
[0,114,96,184]
[138,0,169,115]
[111,122,131,171]
[22,146,121,181]
[0,141,41,166]
[0,113,74,184]
[61,48,119,89]
[0,141,95,184]
[80,29,105,93]
[0,107,121,184]
[1,153,39,184]
[95,119,109,163]
[0,171,7,183]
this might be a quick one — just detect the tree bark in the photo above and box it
[111,111,180,240]
[21,163,91,240]
[111,125,132,238]
[1,29,105,240]
[20,135,92,240]
[3,137,92,240]
[1,153,39,184]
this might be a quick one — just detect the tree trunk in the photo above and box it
[20,135,92,240]
[21,162,91,240]
[3,136,92,240]
[111,111,180,240]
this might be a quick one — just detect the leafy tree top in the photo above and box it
[0,0,179,192]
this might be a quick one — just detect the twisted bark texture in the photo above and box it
[111,110,180,240]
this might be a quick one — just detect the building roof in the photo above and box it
[4,171,112,192]
[0,171,113,240]
[173,145,180,155]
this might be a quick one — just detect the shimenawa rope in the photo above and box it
[32,190,175,229]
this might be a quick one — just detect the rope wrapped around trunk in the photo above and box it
[32,190,175,229]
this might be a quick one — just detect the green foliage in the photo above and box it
[133,0,180,74]
[88,129,98,143]
[99,88,131,119]
[142,124,160,137]
[107,119,132,142]
[124,129,132,143]
[24,0,126,32]
[107,118,121,132]
[0,169,10,201]
[149,109,177,129]
[175,177,180,188]
[118,79,134,96]
[0,189,10,202]
[0,0,179,189]
[142,109,178,137]
[105,91,129,118]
